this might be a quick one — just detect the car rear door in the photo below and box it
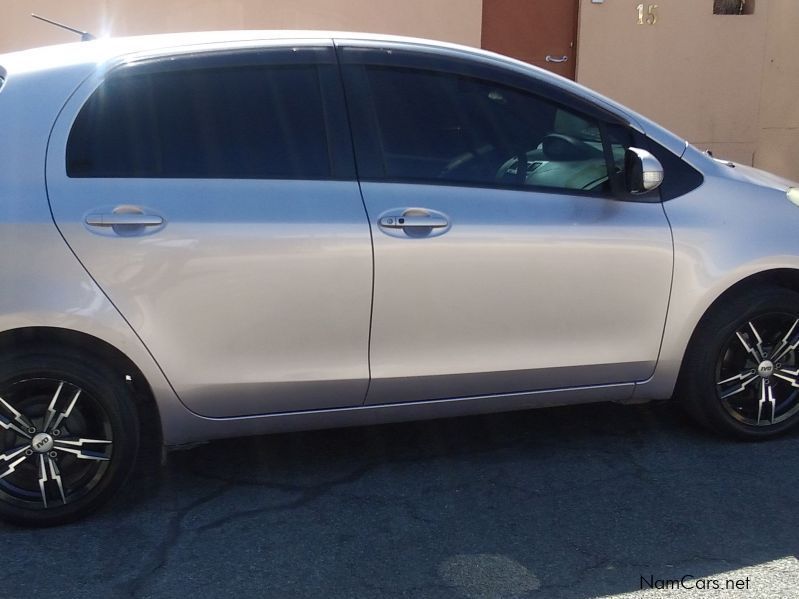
[46,43,373,417]
[338,43,674,406]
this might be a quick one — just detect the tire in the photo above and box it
[0,351,139,526]
[679,286,799,440]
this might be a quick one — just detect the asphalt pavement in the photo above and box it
[4,400,799,598]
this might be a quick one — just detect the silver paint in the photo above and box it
[0,32,795,447]
[360,182,672,405]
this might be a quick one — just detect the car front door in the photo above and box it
[46,44,373,417]
[338,45,674,405]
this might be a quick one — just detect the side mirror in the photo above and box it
[624,147,664,194]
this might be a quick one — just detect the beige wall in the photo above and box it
[576,0,799,181]
[1,0,482,53]
[754,0,799,182]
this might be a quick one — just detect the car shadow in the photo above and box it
[4,400,799,598]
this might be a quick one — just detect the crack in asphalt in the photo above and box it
[172,432,543,534]
[194,463,380,533]
[116,482,232,598]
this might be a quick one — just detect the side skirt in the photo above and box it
[163,382,635,447]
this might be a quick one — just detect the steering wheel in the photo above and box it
[494,154,529,183]
[437,144,501,180]
[540,133,602,162]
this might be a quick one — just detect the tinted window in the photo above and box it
[362,66,621,194]
[68,64,332,179]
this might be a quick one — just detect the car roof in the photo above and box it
[0,30,500,75]
[0,30,690,157]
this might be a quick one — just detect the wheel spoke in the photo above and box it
[771,319,799,362]
[0,446,30,479]
[45,387,81,434]
[773,367,799,388]
[37,454,49,507]
[748,321,767,361]
[718,369,756,385]
[0,396,33,438]
[758,379,777,425]
[47,456,66,505]
[737,329,763,362]
[42,381,64,432]
[54,438,111,461]
[718,371,759,399]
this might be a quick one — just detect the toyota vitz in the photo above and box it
[2,31,799,526]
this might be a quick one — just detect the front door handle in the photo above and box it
[377,208,451,239]
[378,215,448,229]
[85,213,164,227]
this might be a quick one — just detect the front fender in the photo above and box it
[637,171,799,400]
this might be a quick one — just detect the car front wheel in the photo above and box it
[0,351,139,526]
[681,287,799,439]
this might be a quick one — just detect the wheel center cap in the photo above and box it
[758,360,775,379]
[31,433,54,454]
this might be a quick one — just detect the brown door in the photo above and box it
[481,0,579,79]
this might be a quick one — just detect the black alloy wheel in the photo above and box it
[0,352,138,526]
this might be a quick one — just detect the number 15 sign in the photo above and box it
[637,3,659,25]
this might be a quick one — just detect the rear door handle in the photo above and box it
[546,55,569,63]
[378,215,448,229]
[85,213,164,227]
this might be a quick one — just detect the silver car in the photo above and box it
[1,31,799,526]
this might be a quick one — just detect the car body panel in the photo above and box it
[358,182,673,405]
[44,43,374,417]
[0,62,186,442]
[336,41,673,405]
[45,178,374,417]
[154,382,636,446]
[634,144,799,401]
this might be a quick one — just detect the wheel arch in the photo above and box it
[635,267,799,402]
[676,267,799,384]
[694,268,799,331]
[0,326,162,446]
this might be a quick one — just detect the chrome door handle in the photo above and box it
[545,55,569,63]
[378,215,448,229]
[85,213,164,227]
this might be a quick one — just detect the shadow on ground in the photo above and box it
[4,401,799,598]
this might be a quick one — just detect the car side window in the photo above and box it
[67,63,332,179]
[360,65,623,195]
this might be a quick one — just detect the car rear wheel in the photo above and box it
[680,287,799,439]
[0,352,138,526]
